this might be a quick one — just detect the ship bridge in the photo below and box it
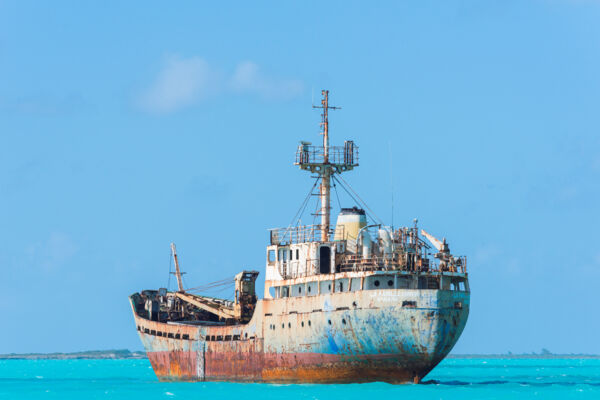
[264,90,467,299]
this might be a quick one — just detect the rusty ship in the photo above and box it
[129,90,470,384]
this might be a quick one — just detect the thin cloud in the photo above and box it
[230,61,303,100]
[25,232,78,272]
[137,55,217,114]
[137,56,303,114]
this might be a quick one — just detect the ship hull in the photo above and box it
[132,288,469,383]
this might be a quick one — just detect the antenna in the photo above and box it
[312,90,340,241]
[389,141,394,230]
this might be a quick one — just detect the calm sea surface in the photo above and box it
[1,358,599,399]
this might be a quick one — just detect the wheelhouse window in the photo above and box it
[268,250,276,264]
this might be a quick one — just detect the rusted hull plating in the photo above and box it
[132,289,469,383]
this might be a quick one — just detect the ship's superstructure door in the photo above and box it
[319,246,331,274]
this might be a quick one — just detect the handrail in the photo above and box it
[295,144,359,167]
[270,224,343,245]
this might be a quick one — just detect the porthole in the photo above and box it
[308,286,311,293]
[387,280,394,287]
[328,284,331,290]
[282,323,284,328]
[374,280,380,287]
[299,286,302,294]
[288,322,291,328]
[328,319,332,325]
[301,321,305,327]
[308,320,312,326]
[342,318,346,325]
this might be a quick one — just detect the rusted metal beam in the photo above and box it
[176,292,235,320]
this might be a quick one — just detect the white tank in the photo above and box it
[334,207,367,241]
[361,230,372,259]
[334,207,367,254]
[379,228,393,256]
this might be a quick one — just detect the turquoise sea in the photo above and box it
[1,358,599,399]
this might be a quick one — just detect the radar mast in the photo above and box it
[295,90,358,241]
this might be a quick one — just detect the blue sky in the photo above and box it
[1,1,599,354]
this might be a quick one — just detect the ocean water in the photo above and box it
[1,358,599,399]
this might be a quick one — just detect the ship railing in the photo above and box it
[337,254,468,274]
[280,259,319,279]
[279,254,467,279]
[295,143,359,167]
[270,224,340,246]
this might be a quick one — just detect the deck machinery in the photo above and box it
[130,90,470,383]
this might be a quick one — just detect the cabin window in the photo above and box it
[298,286,302,294]
[290,249,293,260]
[225,335,232,341]
[150,330,156,336]
[175,333,181,339]
[387,280,394,287]
[374,280,380,287]
[168,333,174,338]
[319,280,332,294]
[268,250,276,264]
[182,334,190,340]
[301,321,304,327]
[296,249,299,259]
[233,335,240,341]
[308,320,311,326]
[336,278,349,292]
[402,301,417,308]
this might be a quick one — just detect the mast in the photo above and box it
[171,242,185,292]
[296,90,357,242]
[315,90,337,241]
